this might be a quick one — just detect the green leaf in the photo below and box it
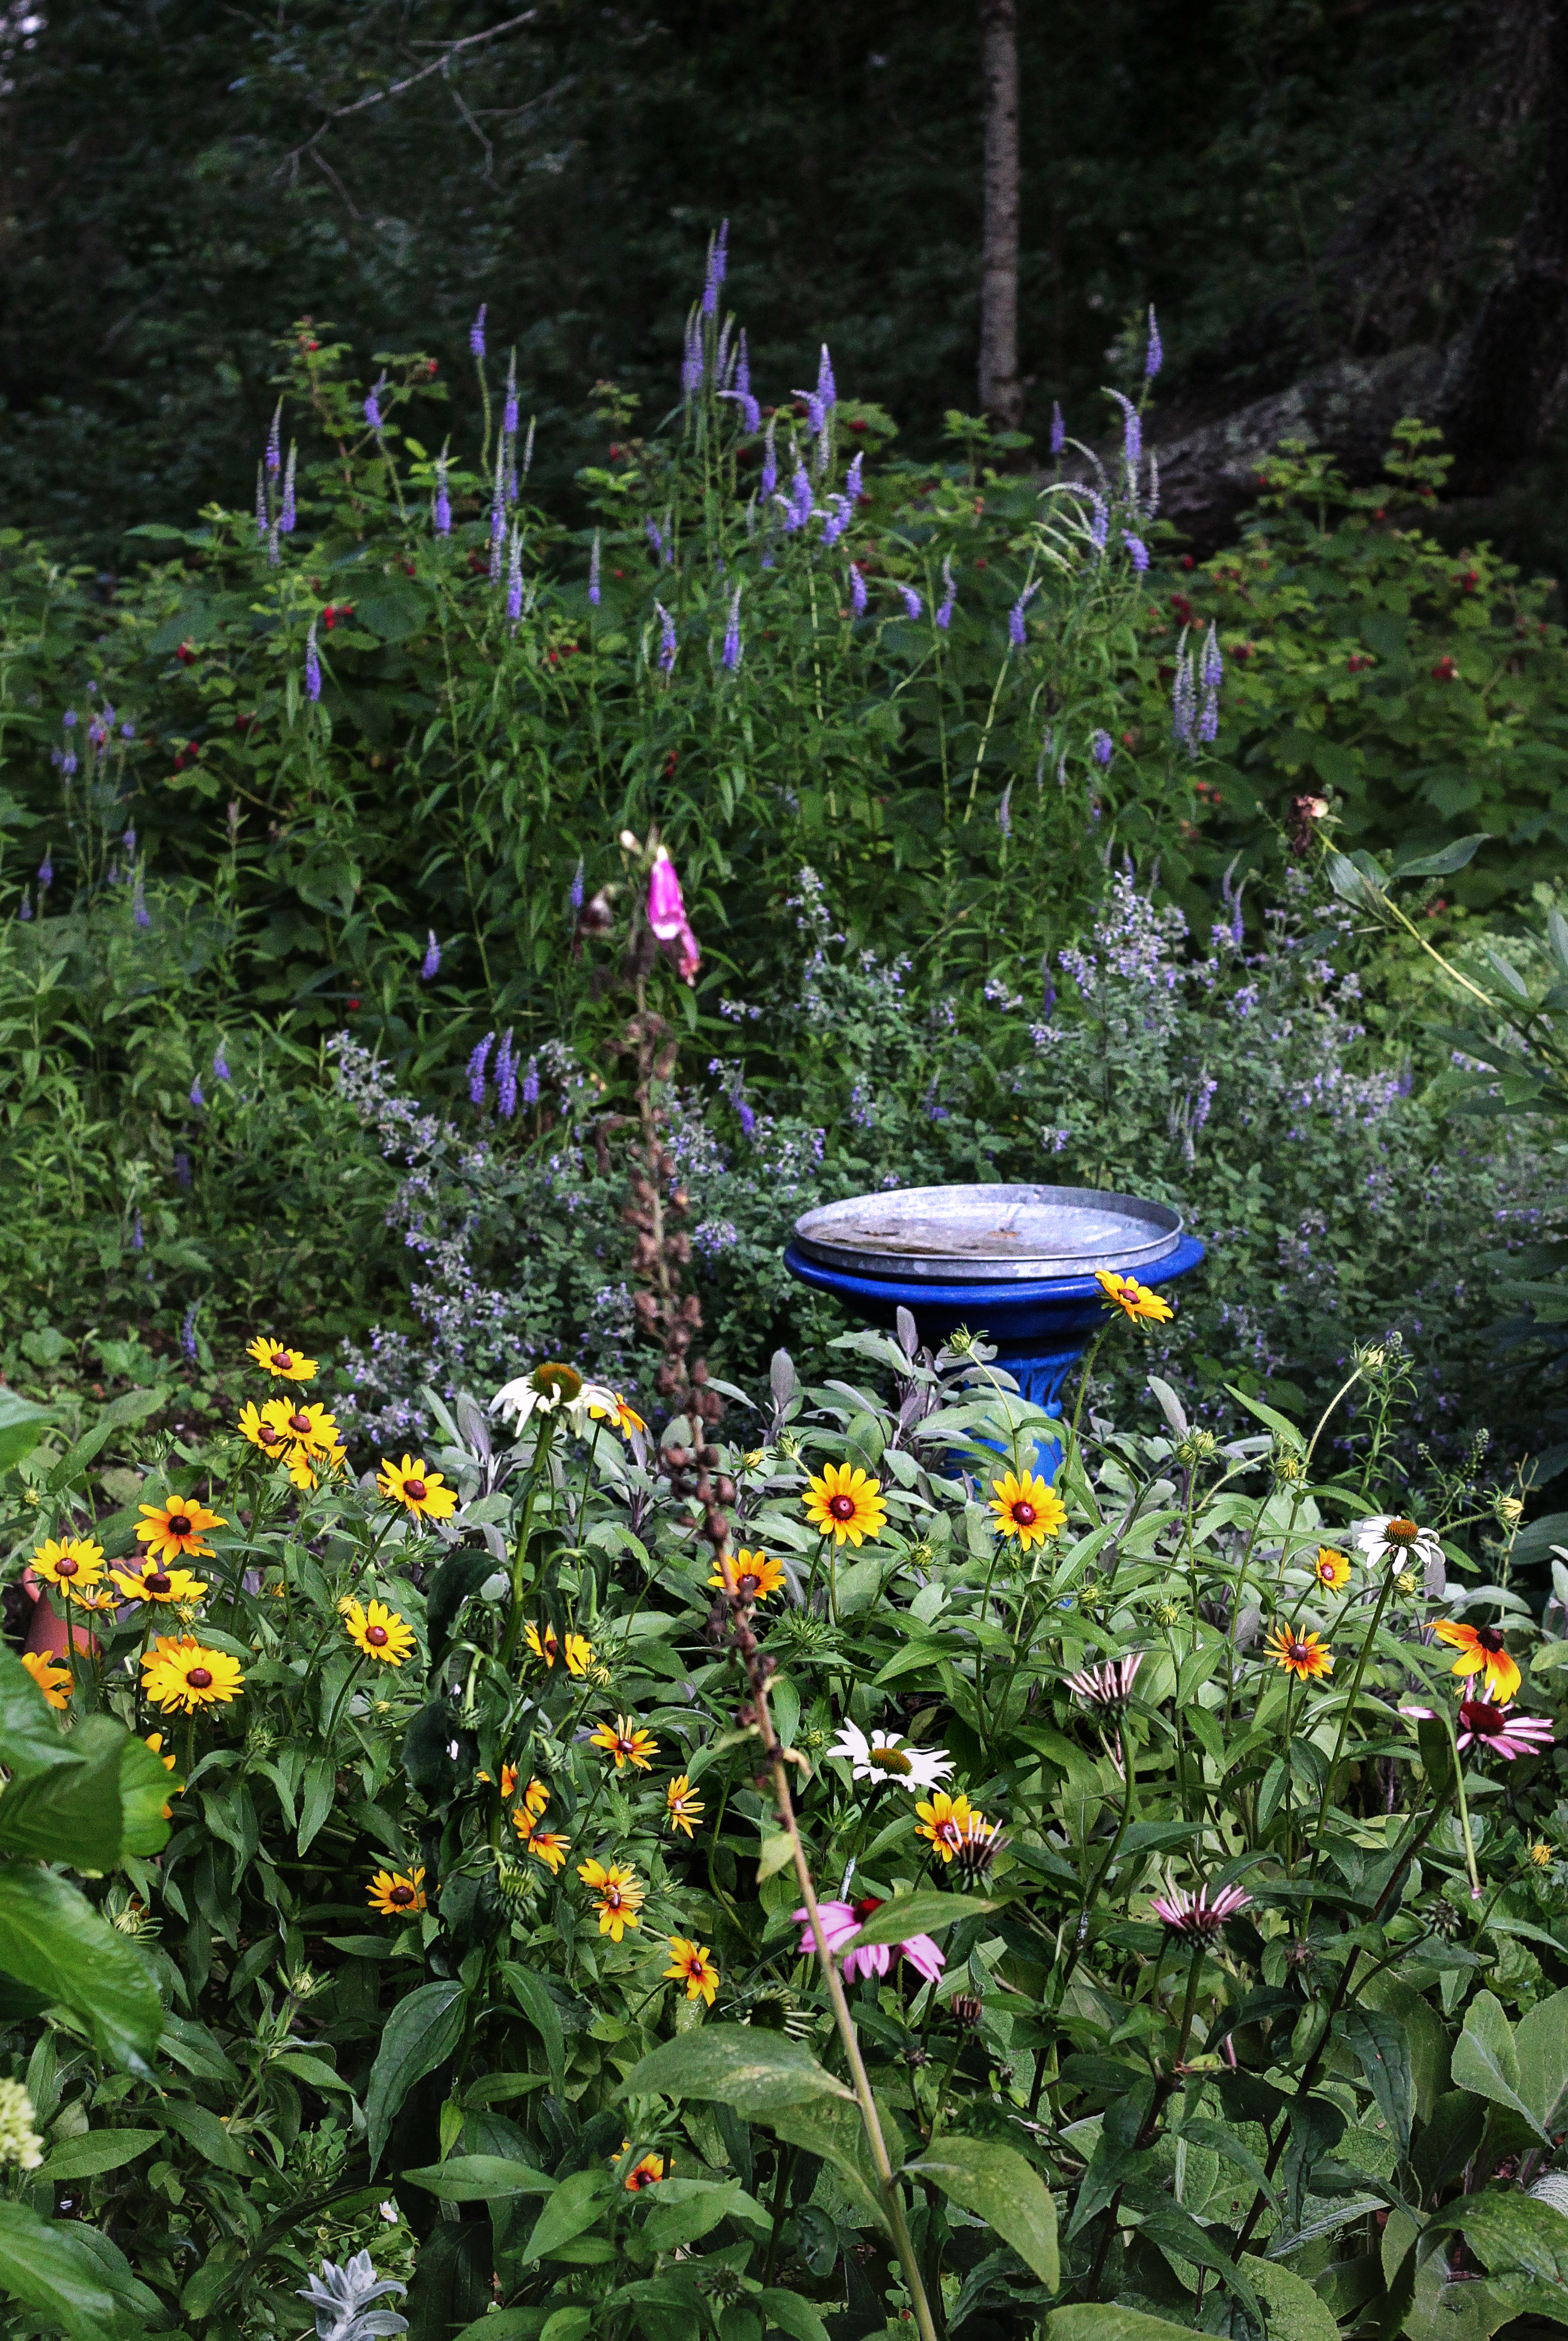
[0,2197,144,2340]
[401,2156,552,2200]
[1423,2186,1568,2295]
[0,1388,52,1472]
[297,1754,334,1856]
[525,2168,611,2262]
[366,1978,467,2171]
[1046,2311,1196,2341]
[619,2023,853,2115]
[905,2135,1058,2289]
[1451,1990,1546,2138]
[0,1645,82,1779]
[36,2128,161,2183]
[1515,1987,1568,2139]
[845,1893,1001,1948]
[405,2218,489,2341]
[1175,2120,1278,2208]
[0,1866,162,2075]
[425,1550,498,1670]
[159,2099,257,2174]
[46,1386,170,1492]
[1135,2202,1262,2322]
[1240,2254,1342,2341]
[755,2291,831,2341]
[642,2176,744,2251]
[765,2096,889,2235]
[1389,833,1489,880]
[271,2052,354,2096]
[1223,1383,1303,1449]
[502,1963,565,2096]
[1341,2007,1413,2155]
[0,1718,165,1867]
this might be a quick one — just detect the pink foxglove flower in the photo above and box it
[646,846,700,984]
[794,1898,946,1987]
[1151,1882,1251,1940]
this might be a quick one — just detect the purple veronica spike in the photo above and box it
[214,1044,231,1080]
[570,859,584,913]
[121,721,134,740]
[256,465,268,542]
[180,1304,199,1363]
[364,384,383,430]
[936,558,957,629]
[1202,621,1223,691]
[18,890,31,922]
[1110,391,1141,470]
[421,931,441,980]
[1086,491,1109,554]
[1199,688,1219,744]
[503,353,519,437]
[434,457,451,536]
[801,393,825,435]
[173,1151,191,1187]
[189,1076,204,1109]
[682,310,704,399]
[468,1031,494,1106]
[1050,401,1065,456]
[655,601,677,675]
[37,851,52,890]
[850,565,867,616]
[280,445,296,533]
[132,867,150,929]
[820,495,851,548]
[265,402,282,476]
[506,525,524,624]
[521,415,534,477]
[1091,729,1113,767]
[130,1211,143,1253]
[899,584,922,619]
[1122,533,1150,572]
[495,1029,518,1118]
[589,531,601,605]
[845,451,864,503]
[723,583,743,670]
[62,709,75,729]
[1009,580,1040,646]
[1172,647,1197,747]
[470,304,487,359]
[735,327,750,399]
[786,466,813,531]
[522,1056,539,1108]
[304,622,322,702]
[816,344,836,410]
[997,780,1013,837]
[703,218,728,317]
[760,416,778,500]
[1145,305,1163,379]
[123,827,135,856]
[646,517,664,562]
[61,751,76,777]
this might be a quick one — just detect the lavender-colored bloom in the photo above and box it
[850,565,868,616]
[420,931,441,981]
[760,416,778,500]
[256,465,268,542]
[588,530,601,605]
[506,525,524,625]
[214,1044,231,1080]
[1086,490,1109,554]
[521,415,535,477]
[123,826,135,856]
[132,867,150,929]
[17,890,30,922]
[470,305,487,359]
[121,721,135,741]
[433,458,452,537]
[265,402,283,476]
[1091,728,1113,767]
[63,709,76,729]
[468,1032,494,1106]
[1110,391,1141,471]
[180,1304,199,1363]
[364,384,383,430]
[646,516,664,562]
[682,310,704,399]
[1009,580,1040,646]
[1202,620,1223,691]
[936,558,957,629]
[722,583,743,670]
[1041,976,1057,1018]
[785,465,813,532]
[280,444,297,533]
[37,851,52,891]
[522,1055,539,1108]
[819,494,851,548]
[570,859,584,914]
[1199,687,1219,744]
[1172,647,1197,747]
[503,353,519,437]
[816,343,836,411]
[495,1029,518,1118]
[130,1210,143,1253]
[1145,305,1163,379]
[189,1076,204,1109]
[655,601,676,676]
[1122,532,1150,572]
[997,779,1013,837]
[1050,400,1065,455]
[845,451,864,504]
[305,622,322,703]
[173,1151,191,1188]
[702,218,728,317]
[898,585,922,619]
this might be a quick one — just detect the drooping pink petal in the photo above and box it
[899,1932,946,1986]
[647,846,687,940]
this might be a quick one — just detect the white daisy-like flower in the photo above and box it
[827,1721,955,1792]
[1355,1514,1445,1592]
[489,1362,619,1439]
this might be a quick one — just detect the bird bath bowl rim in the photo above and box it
[791,1181,1185,1287]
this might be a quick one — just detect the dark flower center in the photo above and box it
[1386,1519,1418,1543]
[259,1425,280,1444]
[289,1412,312,1434]
[737,1571,760,1596]
[828,1493,856,1520]
[367,1625,388,1647]
[390,1884,414,1906]
[854,1896,884,1918]
[1460,1700,1504,1736]
[403,1479,427,1501]
[870,1746,912,1773]
[168,1516,192,1537]
[275,1350,293,1368]
[1289,1641,1309,1663]
[56,1556,78,1576]
[1476,1627,1505,1654]
[186,1667,213,1689]
[147,1573,172,1594]
[1013,1501,1037,1526]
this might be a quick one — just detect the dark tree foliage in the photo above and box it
[0,0,1549,562]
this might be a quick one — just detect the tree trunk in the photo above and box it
[978,0,1023,428]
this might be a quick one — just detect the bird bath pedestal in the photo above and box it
[785,1183,1205,1475]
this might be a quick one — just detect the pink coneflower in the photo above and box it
[1065,1653,1143,1709]
[1151,1882,1251,1940]
[794,1899,946,1987]
[1404,1694,1554,1761]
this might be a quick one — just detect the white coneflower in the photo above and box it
[827,1721,955,1792]
[0,2082,44,2171]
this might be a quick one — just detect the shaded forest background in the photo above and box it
[4,0,1568,575]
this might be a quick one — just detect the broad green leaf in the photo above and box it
[1341,2007,1413,2155]
[1223,1383,1303,1449]
[366,1978,467,2171]
[160,2099,257,2174]
[1175,2120,1277,2207]
[0,1388,52,1472]
[0,2197,141,2341]
[906,2134,1058,2289]
[451,2313,550,2341]
[0,1734,123,1865]
[845,1893,1001,1948]
[296,1755,334,1856]
[525,2168,611,2262]
[620,2023,853,2115]
[755,2291,832,2341]
[1047,2310,1196,2341]
[1361,1974,1451,2124]
[1424,2185,1568,2298]
[0,1866,162,2075]
[46,1385,170,1492]
[0,1645,81,1779]
[1451,1991,1546,2138]
[502,1963,565,2096]
[1136,2202,1262,2322]
[642,2176,744,2251]
[37,2128,161,2183]
[766,2095,889,2235]
[1515,1988,1568,2138]
[402,2155,552,2200]
[1240,2253,1341,2341]
[405,2218,489,2341]
[1389,833,1489,880]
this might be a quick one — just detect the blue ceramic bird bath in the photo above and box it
[785,1183,1205,1476]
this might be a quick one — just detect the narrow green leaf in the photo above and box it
[366,1979,467,2171]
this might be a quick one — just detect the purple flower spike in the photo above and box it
[433,457,452,536]
[470,304,487,359]
[1091,729,1113,767]
[265,402,282,476]
[1145,305,1163,379]
[655,601,677,676]
[63,709,76,729]
[723,583,743,670]
[506,525,524,625]
[936,558,957,629]
[898,584,922,619]
[189,1077,204,1109]
[256,465,268,542]
[845,451,864,504]
[786,466,813,531]
[496,1028,518,1118]
[364,383,383,430]
[130,1211,143,1253]
[213,1044,231,1080]
[503,353,519,437]
[37,851,53,890]
[570,859,584,914]
[703,218,729,317]
[1199,688,1219,744]
[522,1055,539,1108]
[468,1031,494,1106]
[132,868,150,929]
[280,445,296,533]
[589,530,601,605]
[174,1151,191,1188]
[850,565,867,616]
[816,344,836,411]
[421,931,441,981]
[304,622,322,703]
[1009,580,1040,647]
[760,416,778,500]
[1050,401,1066,456]
[1202,621,1223,691]
[1110,391,1141,471]
[682,310,705,399]
[646,516,664,563]
[18,890,31,922]
[1122,532,1150,572]
[180,1304,199,1363]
